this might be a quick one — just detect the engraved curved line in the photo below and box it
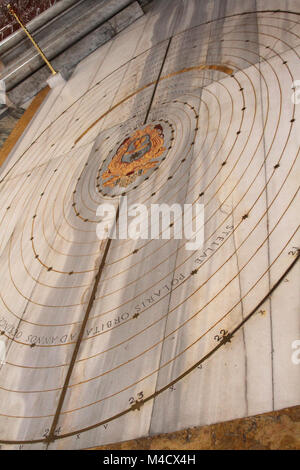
[74,64,234,144]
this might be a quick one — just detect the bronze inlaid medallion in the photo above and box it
[99,123,171,195]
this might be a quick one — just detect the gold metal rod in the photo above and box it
[7,3,57,75]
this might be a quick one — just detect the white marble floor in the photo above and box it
[0,0,299,450]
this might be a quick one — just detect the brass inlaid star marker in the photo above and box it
[220,332,233,345]
[131,400,143,411]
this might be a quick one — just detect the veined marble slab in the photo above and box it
[0,1,299,450]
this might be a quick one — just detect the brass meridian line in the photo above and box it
[46,206,120,443]
[143,37,172,125]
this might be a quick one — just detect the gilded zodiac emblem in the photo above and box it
[101,124,166,188]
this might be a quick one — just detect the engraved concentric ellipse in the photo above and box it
[0,9,299,449]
